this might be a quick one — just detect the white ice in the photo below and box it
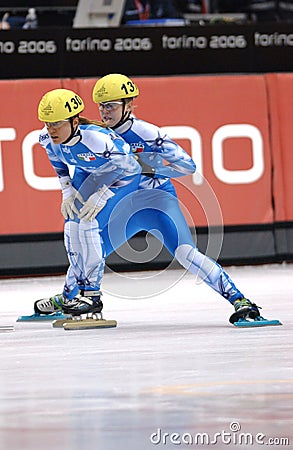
[0,263,293,450]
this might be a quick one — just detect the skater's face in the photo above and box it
[45,117,78,144]
[98,99,132,127]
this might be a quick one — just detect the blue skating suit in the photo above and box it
[39,123,141,297]
[66,117,244,303]
[113,118,244,303]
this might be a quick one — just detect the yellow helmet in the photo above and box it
[38,88,84,122]
[92,74,139,104]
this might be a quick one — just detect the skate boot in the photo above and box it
[62,290,103,317]
[16,294,68,322]
[229,298,261,324]
[34,294,66,315]
[54,290,117,330]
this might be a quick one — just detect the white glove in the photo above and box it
[78,184,115,222]
[60,176,84,220]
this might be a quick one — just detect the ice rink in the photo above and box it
[0,263,292,450]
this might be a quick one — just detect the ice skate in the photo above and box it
[53,291,117,330]
[230,298,282,327]
[17,294,68,322]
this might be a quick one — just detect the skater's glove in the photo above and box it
[60,176,84,220]
[78,184,115,222]
[135,154,156,178]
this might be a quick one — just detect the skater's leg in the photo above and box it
[101,190,141,256]
[141,187,262,318]
[62,188,143,317]
[60,217,105,316]
[175,244,244,302]
[34,219,82,314]
[35,217,105,315]
[64,218,105,291]
[161,215,261,319]
[138,189,245,303]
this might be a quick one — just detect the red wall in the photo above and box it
[0,74,291,235]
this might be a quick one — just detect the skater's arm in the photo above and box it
[126,122,196,180]
[81,128,141,187]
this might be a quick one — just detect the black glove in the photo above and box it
[136,154,156,178]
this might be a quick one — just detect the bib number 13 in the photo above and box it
[121,82,136,95]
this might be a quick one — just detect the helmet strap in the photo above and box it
[112,99,131,129]
[62,116,81,145]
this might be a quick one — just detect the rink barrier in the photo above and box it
[0,225,284,277]
[0,74,293,275]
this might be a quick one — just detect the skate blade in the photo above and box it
[17,312,67,322]
[62,318,117,330]
[0,325,15,333]
[52,318,68,328]
[234,316,282,327]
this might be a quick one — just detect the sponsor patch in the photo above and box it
[131,142,144,153]
[77,152,96,162]
[39,133,50,142]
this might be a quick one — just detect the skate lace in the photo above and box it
[49,294,65,307]
[41,299,53,307]
[234,298,251,310]
[65,296,86,308]
[75,297,94,307]
[234,298,261,311]
[65,296,101,309]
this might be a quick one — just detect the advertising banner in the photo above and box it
[266,73,293,222]
[0,74,276,236]
[0,78,64,234]
[1,22,293,79]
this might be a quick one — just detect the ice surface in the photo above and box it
[0,263,292,450]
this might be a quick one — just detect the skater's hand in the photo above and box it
[78,185,115,221]
[60,176,84,220]
[135,154,156,178]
